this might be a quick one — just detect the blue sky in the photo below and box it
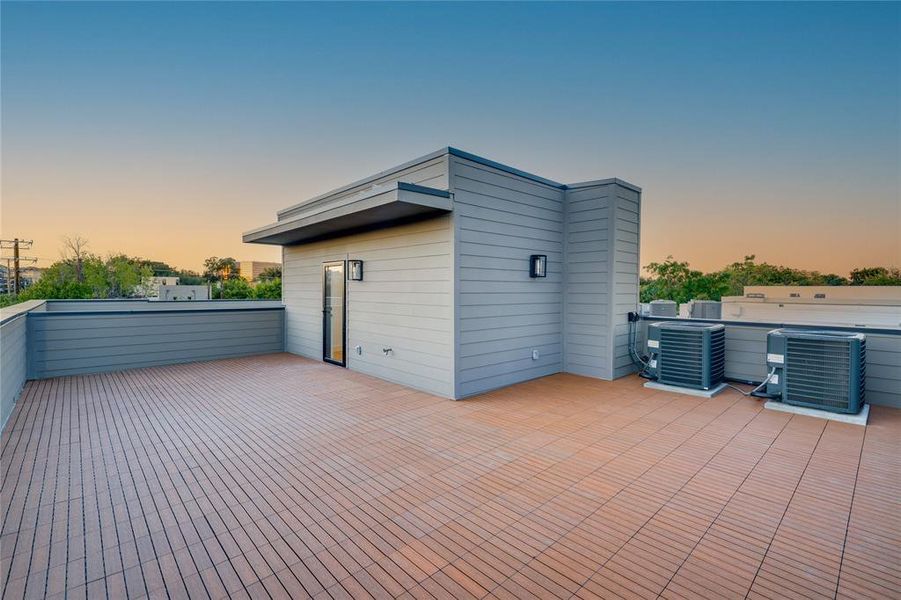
[2,2,898,272]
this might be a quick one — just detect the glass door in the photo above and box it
[322,261,346,366]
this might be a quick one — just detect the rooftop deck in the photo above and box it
[1,353,898,599]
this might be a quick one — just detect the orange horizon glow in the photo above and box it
[1,151,899,275]
[3,168,898,276]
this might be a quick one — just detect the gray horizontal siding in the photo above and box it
[1,315,28,430]
[640,319,901,408]
[28,309,284,379]
[612,186,642,378]
[563,184,613,379]
[282,216,454,398]
[452,156,565,398]
[562,182,641,380]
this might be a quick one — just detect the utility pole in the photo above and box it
[0,238,36,295]
[13,239,20,294]
[3,259,10,294]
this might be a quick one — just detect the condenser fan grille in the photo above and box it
[784,337,866,411]
[656,325,725,390]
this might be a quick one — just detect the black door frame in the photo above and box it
[322,260,347,367]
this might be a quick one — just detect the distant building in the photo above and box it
[1,265,43,293]
[136,276,180,298]
[239,261,280,281]
[721,285,901,328]
[19,267,43,285]
[156,285,210,301]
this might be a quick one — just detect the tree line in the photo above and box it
[0,237,281,307]
[640,255,901,303]
[5,240,896,308]
[200,256,281,300]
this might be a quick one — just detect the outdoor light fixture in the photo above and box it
[529,255,547,278]
[348,260,364,281]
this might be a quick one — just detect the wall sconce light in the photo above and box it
[348,260,364,281]
[529,255,547,278]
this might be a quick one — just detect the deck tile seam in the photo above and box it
[120,361,450,598]
[361,393,695,599]
[565,399,777,599]
[1,357,896,600]
[464,396,717,598]
[834,423,869,600]
[110,366,282,599]
[653,414,796,596]
[744,417,829,600]
[487,396,750,598]
[2,379,65,595]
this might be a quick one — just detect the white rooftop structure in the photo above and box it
[721,285,901,328]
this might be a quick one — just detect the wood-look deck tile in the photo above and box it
[2,353,898,599]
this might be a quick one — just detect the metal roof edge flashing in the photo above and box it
[639,315,901,336]
[565,177,642,193]
[244,181,453,245]
[275,148,451,218]
[28,306,286,317]
[445,147,565,189]
[265,146,640,228]
[395,181,452,197]
[0,300,47,326]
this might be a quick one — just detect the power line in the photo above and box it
[0,238,37,295]
[0,239,33,250]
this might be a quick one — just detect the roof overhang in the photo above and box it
[243,182,453,246]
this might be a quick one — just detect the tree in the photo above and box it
[219,278,254,299]
[253,278,281,299]
[106,254,153,298]
[9,252,151,302]
[136,260,206,284]
[203,257,221,282]
[640,255,899,303]
[141,260,178,277]
[640,257,728,303]
[821,273,849,286]
[258,266,282,281]
[16,264,92,300]
[219,258,240,280]
[62,235,90,283]
[714,255,849,297]
[175,269,205,285]
[1,238,279,306]
[203,257,240,282]
[850,267,901,286]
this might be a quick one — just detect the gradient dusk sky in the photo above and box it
[2,2,899,274]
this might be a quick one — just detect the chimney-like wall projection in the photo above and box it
[449,150,641,398]
[562,180,642,380]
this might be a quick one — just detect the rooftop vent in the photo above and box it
[649,300,678,317]
[690,300,722,319]
[646,322,725,390]
[766,329,866,414]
